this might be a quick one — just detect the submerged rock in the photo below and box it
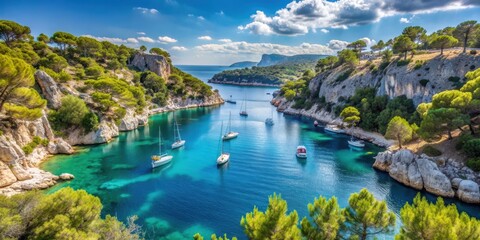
[59,173,75,181]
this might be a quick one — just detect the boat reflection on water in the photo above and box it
[151,161,172,173]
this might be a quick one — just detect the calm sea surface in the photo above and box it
[42,65,480,239]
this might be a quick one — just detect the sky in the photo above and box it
[1,0,479,65]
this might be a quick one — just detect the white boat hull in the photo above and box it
[151,155,173,168]
[324,126,345,134]
[223,132,239,140]
[171,140,186,149]
[296,153,307,158]
[348,140,365,148]
[217,153,230,165]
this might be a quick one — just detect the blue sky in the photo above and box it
[1,0,479,65]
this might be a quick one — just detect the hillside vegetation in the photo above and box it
[0,19,215,134]
[277,20,480,164]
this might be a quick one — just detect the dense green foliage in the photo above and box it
[300,196,344,240]
[422,145,442,157]
[340,106,360,127]
[0,188,141,239]
[49,95,99,132]
[210,62,316,86]
[397,194,480,240]
[21,136,49,155]
[0,19,214,127]
[385,116,413,148]
[0,54,46,120]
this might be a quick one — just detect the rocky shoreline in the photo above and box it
[272,96,394,148]
[374,149,480,204]
[272,95,480,205]
[208,79,280,87]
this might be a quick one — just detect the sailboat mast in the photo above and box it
[176,122,181,141]
[220,122,224,154]
[159,128,162,154]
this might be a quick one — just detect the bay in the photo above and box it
[42,65,480,239]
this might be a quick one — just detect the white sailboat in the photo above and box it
[348,128,365,148]
[151,128,173,168]
[217,122,230,165]
[265,107,274,125]
[171,116,185,149]
[239,93,248,116]
[226,95,237,104]
[223,112,239,140]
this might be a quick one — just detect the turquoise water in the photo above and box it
[42,65,480,239]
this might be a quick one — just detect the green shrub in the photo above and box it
[85,65,104,78]
[419,79,429,87]
[41,138,49,147]
[379,61,390,70]
[467,158,480,172]
[22,145,33,155]
[82,111,99,132]
[32,136,42,145]
[456,134,474,150]
[397,59,410,67]
[423,145,442,157]
[58,70,72,82]
[464,139,480,158]
[414,60,424,70]
[471,50,477,55]
[292,98,306,109]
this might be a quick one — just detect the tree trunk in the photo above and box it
[397,134,402,149]
[447,130,453,140]
[463,35,468,53]
[404,51,407,60]
[469,124,476,135]
[441,47,444,55]
[362,224,367,240]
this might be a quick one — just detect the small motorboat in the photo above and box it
[239,111,248,117]
[151,154,173,168]
[296,145,307,158]
[266,92,271,95]
[324,124,346,134]
[314,120,319,127]
[226,95,236,104]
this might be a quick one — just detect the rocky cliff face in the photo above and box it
[0,112,74,195]
[151,91,224,114]
[130,53,171,80]
[312,53,479,106]
[374,149,480,203]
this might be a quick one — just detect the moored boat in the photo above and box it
[296,145,307,158]
[226,95,236,104]
[314,120,319,127]
[324,124,345,134]
[217,122,231,165]
[223,112,239,140]
[171,116,186,149]
[152,129,173,168]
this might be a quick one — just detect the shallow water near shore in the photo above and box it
[42,65,480,239]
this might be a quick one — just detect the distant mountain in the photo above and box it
[257,54,328,67]
[229,61,257,68]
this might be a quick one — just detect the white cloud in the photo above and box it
[127,38,139,43]
[198,36,213,41]
[400,17,410,23]
[171,46,188,51]
[133,7,159,14]
[320,29,329,33]
[194,41,348,56]
[197,16,205,21]
[158,36,177,43]
[218,38,232,43]
[137,32,146,35]
[359,37,376,47]
[239,0,480,35]
[137,37,155,43]
[82,35,128,44]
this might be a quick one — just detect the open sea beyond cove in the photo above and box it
[42,65,480,239]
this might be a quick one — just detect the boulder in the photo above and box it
[417,157,455,198]
[66,120,119,145]
[451,178,463,189]
[388,150,415,186]
[59,173,75,180]
[130,53,171,80]
[34,70,63,109]
[119,109,149,131]
[0,161,17,187]
[407,161,423,190]
[10,163,32,181]
[373,151,392,171]
[457,180,480,204]
[48,138,74,154]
